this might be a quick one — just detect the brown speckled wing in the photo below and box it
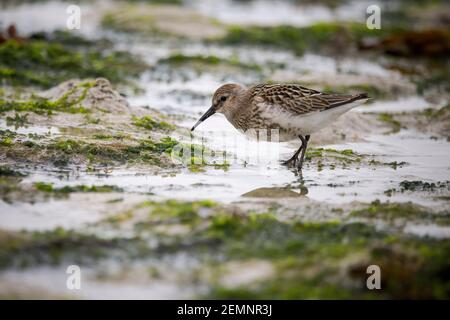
[250,84,365,116]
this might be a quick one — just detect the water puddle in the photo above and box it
[0,259,197,299]
[306,130,450,205]
[0,119,60,136]
[0,197,103,231]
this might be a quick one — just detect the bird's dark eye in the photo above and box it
[220,96,227,102]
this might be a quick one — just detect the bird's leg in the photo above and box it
[282,136,304,167]
[297,135,310,170]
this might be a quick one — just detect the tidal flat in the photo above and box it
[0,0,449,299]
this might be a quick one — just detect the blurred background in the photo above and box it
[0,0,449,299]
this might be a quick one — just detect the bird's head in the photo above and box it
[191,83,244,131]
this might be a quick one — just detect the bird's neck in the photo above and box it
[223,91,250,130]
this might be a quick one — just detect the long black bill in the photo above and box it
[191,106,215,131]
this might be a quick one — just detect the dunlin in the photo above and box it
[191,83,370,170]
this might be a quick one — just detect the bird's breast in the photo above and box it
[225,105,299,142]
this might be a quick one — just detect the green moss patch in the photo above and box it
[133,199,216,228]
[44,136,177,166]
[0,165,25,177]
[0,129,17,147]
[305,147,367,170]
[423,104,450,119]
[0,228,137,269]
[0,38,146,88]
[0,134,181,167]
[0,175,23,203]
[219,23,387,56]
[5,113,30,127]
[33,182,123,194]
[1,198,450,299]
[197,212,450,299]
[385,180,450,198]
[350,200,450,225]
[132,115,175,131]
[400,180,449,192]
[377,113,402,134]
[0,81,95,115]
[159,53,262,72]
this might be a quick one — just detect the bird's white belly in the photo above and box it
[258,101,365,141]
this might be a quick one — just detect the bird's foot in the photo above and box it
[296,155,307,171]
[281,157,297,167]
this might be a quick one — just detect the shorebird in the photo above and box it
[191,83,369,170]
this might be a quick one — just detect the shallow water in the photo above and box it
[0,119,60,135]
[0,258,198,299]
[5,119,448,233]
[309,130,450,205]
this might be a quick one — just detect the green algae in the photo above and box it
[306,148,358,159]
[0,176,106,203]
[378,113,402,134]
[203,217,450,299]
[0,129,17,146]
[384,161,407,169]
[423,104,450,119]
[305,147,364,169]
[45,137,173,166]
[0,81,95,115]
[132,115,175,131]
[0,166,25,177]
[435,196,450,201]
[34,182,123,194]
[159,53,262,72]
[415,65,450,95]
[0,228,136,269]
[400,180,449,192]
[0,97,88,115]
[5,113,29,127]
[350,200,450,225]
[92,132,128,141]
[0,134,180,167]
[210,237,450,299]
[384,180,449,197]
[220,23,386,56]
[155,137,228,169]
[202,217,403,298]
[351,242,450,299]
[142,199,215,225]
[30,30,109,47]
[0,174,23,203]
[0,38,146,88]
[1,197,449,298]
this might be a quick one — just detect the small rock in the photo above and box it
[40,78,130,113]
